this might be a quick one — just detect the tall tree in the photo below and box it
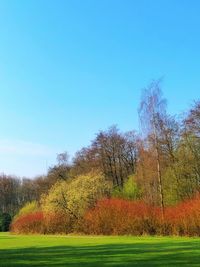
[92,126,138,187]
[138,81,166,218]
[72,126,138,187]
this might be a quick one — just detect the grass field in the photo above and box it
[0,233,200,266]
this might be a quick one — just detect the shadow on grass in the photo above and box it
[0,241,200,266]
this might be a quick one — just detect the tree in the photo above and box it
[112,175,141,200]
[0,213,11,232]
[0,175,21,216]
[92,126,138,187]
[20,178,39,203]
[71,147,100,177]
[47,152,71,183]
[138,81,167,218]
[42,172,111,219]
[168,100,200,200]
[184,101,200,188]
[72,126,138,188]
[136,140,159,205]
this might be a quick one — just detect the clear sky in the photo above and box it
[0,0,200,177]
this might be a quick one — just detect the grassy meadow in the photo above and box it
[0,233,200,266]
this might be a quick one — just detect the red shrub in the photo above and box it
[83,198,161,235]
[11,195,200,236]
[165,194,200,236]
[11,211,45,234]
[44,212,73,234]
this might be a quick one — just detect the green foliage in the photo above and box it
[0,213,12,232]
[112,175,140,200]
[162,168,179,206]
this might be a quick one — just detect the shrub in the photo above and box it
[11,193,200,236]
[165,194,200,236]
[83,198,161,235]
[44,211,73,234]
[14,201,40,220]
[11,211,44,234]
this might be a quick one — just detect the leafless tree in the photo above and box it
[138,80,166,218]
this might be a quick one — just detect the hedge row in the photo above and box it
[11,195,200,236]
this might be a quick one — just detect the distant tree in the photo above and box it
[72,126,138,187]
[20,178,38,203]
[168,100,200,200]
[136,140,159,205]
[93,126,138,187]
[57,152,69,166]
[0,213,11,232]
[112,175,141,200]
[47,152,71,183]
[71,147,100,177]
[0,175,21,215]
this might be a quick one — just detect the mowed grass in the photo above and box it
[0,233,200,266]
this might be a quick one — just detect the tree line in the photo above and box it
[1,81,200,234]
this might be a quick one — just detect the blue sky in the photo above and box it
[0,0,200,177]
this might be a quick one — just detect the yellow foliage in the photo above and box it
[14,201,40,220]
[41,172,111,218]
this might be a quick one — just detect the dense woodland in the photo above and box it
[1,81,200,235]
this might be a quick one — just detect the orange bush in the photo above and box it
[11,211,45,234]
[83,198,161,235]
[165,194,200,236]
[11,195,200,236]
[44,211,73,234]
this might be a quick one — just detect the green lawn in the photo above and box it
[0,233,200,266]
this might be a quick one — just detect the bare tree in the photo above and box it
[72,126,138,187]
[138,80,166,218]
